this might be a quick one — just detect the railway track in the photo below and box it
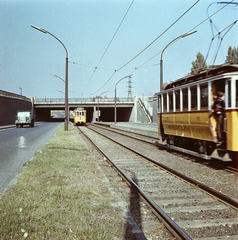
[89,123,238,174]
[77,125,238,239]
[90,123,159,144]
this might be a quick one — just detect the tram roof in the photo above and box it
[164,62,238,91]
[74,107,85,111]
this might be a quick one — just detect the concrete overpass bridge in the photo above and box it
[34,97,135,122]
[0,89,157,125]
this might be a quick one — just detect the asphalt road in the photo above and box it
[0,122,63,197]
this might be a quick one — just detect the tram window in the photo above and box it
[163,94,167,112]
[169,92,173,112]
[228,80,231,108]
[236,80,238,107]
[200,83,208,109]
[82,112,85,116]
[191,86,197,110]
[182,88,188,110]
[175,90,180,111]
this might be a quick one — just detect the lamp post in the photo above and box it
[31,25,69,131]
[50,73,65,83]
[114,74,133,124]
[57,90,65,94]
[160,31,197,91]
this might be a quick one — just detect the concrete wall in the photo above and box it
[129,96,158,123]
[0,95,32,126]
[137,102,151,123]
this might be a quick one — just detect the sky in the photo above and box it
[0,0,238,100]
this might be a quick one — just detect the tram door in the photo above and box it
[211,80,226,145]
[158,95,163,138]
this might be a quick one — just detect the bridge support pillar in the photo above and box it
[92,106,97,122]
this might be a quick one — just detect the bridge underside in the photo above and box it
[34,106,133,122]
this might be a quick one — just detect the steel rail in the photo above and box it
[90,123,238,173]
[77,126,192,240]
[91,123,159,142]
[91,123,211,159]
[86,125,238,210]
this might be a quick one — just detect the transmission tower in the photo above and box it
[127,76,133,100]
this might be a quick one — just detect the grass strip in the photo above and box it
[0,124,127,239]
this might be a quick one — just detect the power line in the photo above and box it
[189,0,235,31]
[125,0,237,75]
[205,1,238,64]
[206,1,238,37]
[97,0,135,67]
[69,61,115,71]
[82,0,134,96]
[93,0,235,96]
[212,20,238,64]
[92,0,200,95]
[118,1,200,72]
[136,1,237,71]
[205,20,238,64]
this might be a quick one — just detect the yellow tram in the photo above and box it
[156,63,238,164]
[73,107,86,126]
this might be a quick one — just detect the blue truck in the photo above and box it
[15,111,34,128]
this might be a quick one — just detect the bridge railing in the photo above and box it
[35,97,134,103]
[0,90,31,102]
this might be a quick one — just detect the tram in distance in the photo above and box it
[155,63,238,164]
[73,107,87,126]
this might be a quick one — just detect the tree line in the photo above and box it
[191,46,238,74]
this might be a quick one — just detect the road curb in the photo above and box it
[0,125,16,130]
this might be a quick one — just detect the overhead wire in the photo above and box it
[205,20,238,64]
[212,20,238,64]
[82,0,134,96]
[206,1,238,37]
[92,0,235,96]
[122,0,237,76]
[135,0,236,73]
[69,61,115,71]
[92,0,200,95]
[97,0,135,67]
[204,1,238,64]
